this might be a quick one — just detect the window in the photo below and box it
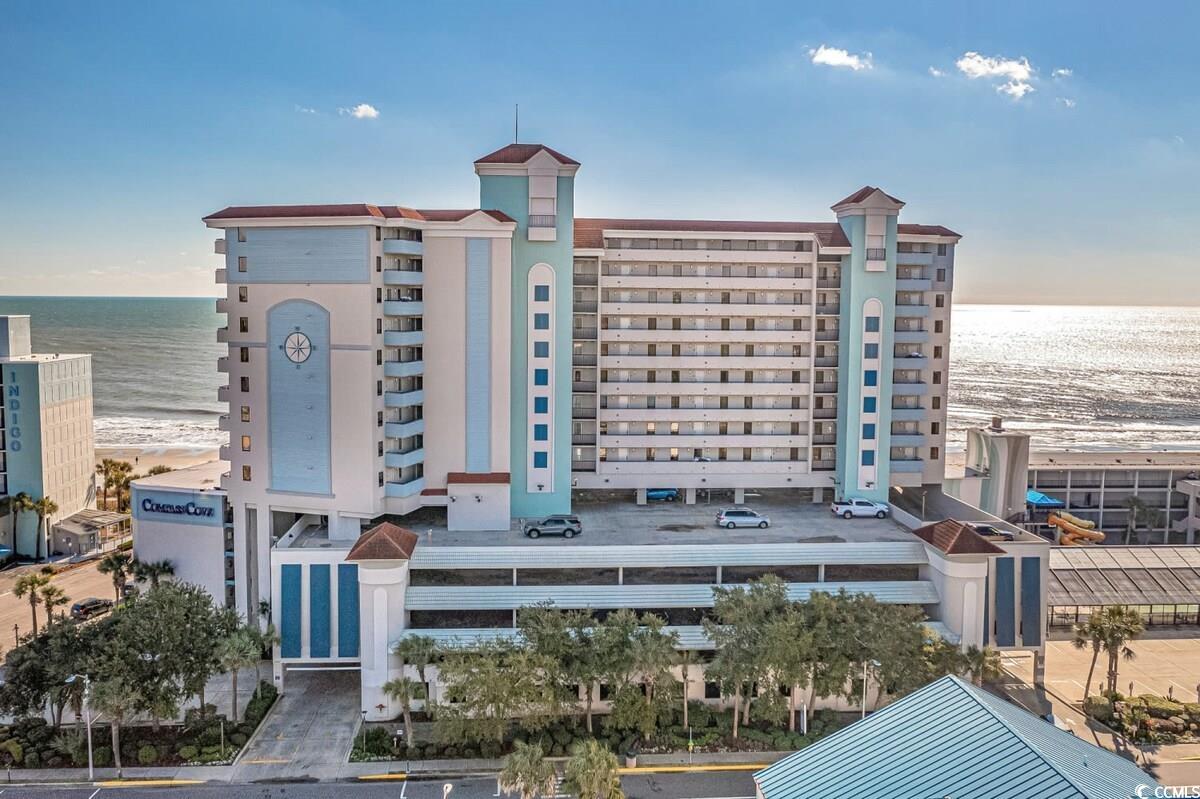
[937,244,947,256]
[934,320,944,334]
[863,396,877,413]
[240,405,251,423]
[241,435,251,452]
[534,424,548,441]
[237,227,246,243]
[238,286,248,302]
[376,349,382,365]
[376,256,381,273]
[378,472,384,487]
[930,446,940,460]
[936,268,946,282]
[377,411,383,427]
[242,465,252,481]
[864,370,878,387]
[377,319,383,334]
[376,287,382,304]
[375,227,382,241]
[932,396,941,410]
[534,396,548,413]
[239,317,249,333]
[534,341,549,358]
[240,376,250,392]
[933,371,942,385]
[866,248,886,260]
[863,343,879,359]
[534,313,550,330]
[239,347,249,363]
[862,424,876,440]
[931,421,940,435]
[935,294,945,308]
[376,380,383,396]
[534,285,550,302]
[933,345,943,359]
[861,450,875,466]
[237,256,247,272]
[534,369,549,386]
[533,452,548,468]
[865,316,880,333]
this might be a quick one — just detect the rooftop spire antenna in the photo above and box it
[514,103,519,143]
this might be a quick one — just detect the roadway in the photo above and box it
[0,561,114,643]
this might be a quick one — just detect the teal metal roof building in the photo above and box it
[754,675,1157,799]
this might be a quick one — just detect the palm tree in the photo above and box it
[146,465,173,476]
[382,676,425,744]
[675,649,699,729]
[90,677,142,777]
[499,742,558,799]
[131,558,174,589]
[39,583,69,622]
[12,493,33,557]
[96,459,117,510]
[563,739,623,799]
[13,572,50,635]
[218,626,261,721]
[0,495,13,553]
[961,646,1003,687]
[395,634,439,697]
[1073,606,1145,699]
[97,551,131,603]
[31,497,58,561]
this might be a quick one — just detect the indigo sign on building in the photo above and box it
[4,365,43,499]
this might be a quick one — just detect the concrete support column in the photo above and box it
[685,488,697,505]
[357,561,410,721]
[812,487,825,503]
[636,488,647,505]
[1033,650,1046,687]
[734,488,745,504]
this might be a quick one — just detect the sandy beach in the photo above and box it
[95,446,220,473]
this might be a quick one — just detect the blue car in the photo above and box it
[646,488,679,502]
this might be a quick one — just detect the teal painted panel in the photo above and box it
[280,564,302,658]
[227,227,370,283]
[465,238,492,471]
[4,363,43,557]
[337,563,359,657]
[1020,557,1042,647]
[309,564,331,658]
[268,300,332,494]
[994,557,1016,647]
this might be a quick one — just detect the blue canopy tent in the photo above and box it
[1026,489,1065,510]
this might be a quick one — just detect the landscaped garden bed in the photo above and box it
[1085,693,1200,744]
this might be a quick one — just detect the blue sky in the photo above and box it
[1,1,1197,303]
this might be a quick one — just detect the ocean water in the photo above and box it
[0,297,1197,452]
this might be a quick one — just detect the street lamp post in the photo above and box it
[65,674,94,780]
[861,660,881,720]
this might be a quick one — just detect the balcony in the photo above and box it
[215,268,227,284]
[893,354,928,366]
[815,304,840,315]
[602,274,814,291]
[217,414,230,432]
[814,383,838,394]
[813,408,837,419]
[816,278,840,289]
[573,354,598,366]
[602,329,811,344]
[571,460,596,472]
[571,435,596,445]
[893,330,929,344]
[815,330,839,341]
[896,251,934,266]
[603,381,806,397]
[573,273,598,286]
[217,385,229,403]
[385,389,425,408]
[219,444,231,461]
[384,270,424,286]
[384,330,424,347]
[215,298,227,314]
[574,327,598,339]
[385,360,424,378]
[385,448,425,469]
[217,327,228,343]
[214,238,227,255]
[217,356,229,373]
[889,433,925,447]
[891,459,924,473]
[895,278,932,292]
[385,419,425,439]
[598,355,810,371]
[599,434,808,449]
[895,304,930,318]
[814,356,838,368]
[599,407,809,423]
[572,407,597,419]
[603,302,811,318]
[383,239,424,257]
[573,381,597,393]
[892,382,928,395]
[385,477,425,499]
[890,407,926,422]
[384,301,424,316]
[813,434,837,445]
[812,460,836,471]
[573,302,598,313]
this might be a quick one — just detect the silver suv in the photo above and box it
[523,515,583,539]
[716,508,770,529]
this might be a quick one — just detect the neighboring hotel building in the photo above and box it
[0,315,96,559]
[149,143,1042,718]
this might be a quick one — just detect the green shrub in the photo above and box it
[460,746,477,759]
[23,751,39,769]
[1142,695,1185,719]
[443,745,458,759]
[93,746,112,767]
[1085,696,1114,724]
[137,745,159,765]
[480,739,502,759]
[237,724,254,737]
[552,726,574,746]
[178,745,199,761]
[686,702,715,728]
[46,755,63,768]
[229,733,247,747]
[0,739,23,766]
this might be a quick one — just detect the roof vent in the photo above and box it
[990,416,1004,431]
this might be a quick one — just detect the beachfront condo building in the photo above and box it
[0,315,97,559]
[178,143,1051,718]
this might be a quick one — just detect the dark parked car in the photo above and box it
[522,515,583,539]
[646,488,679,502]
[70,597,113,621]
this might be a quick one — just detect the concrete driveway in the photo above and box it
[233,669,360,781]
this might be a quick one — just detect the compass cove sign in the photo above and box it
[132,488,223,527]
[140,498,215,518]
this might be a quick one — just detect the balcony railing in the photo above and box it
[573,354,597,366]
[573,274,598,286]
[814,356,838,367]
[572,407,597,419]
[813,408,837,419]
[814,383,838,394]
[812,460,836,470]
[529,215,557,228]
[571,460,596,471]
[573,381,597,393]
[816,278,840,289]
[574,327,598,339]
[815,304,840,315]
[813,434,837,444]
[571,435,595,445]
[815,330,838,341]
[574,302,598,313]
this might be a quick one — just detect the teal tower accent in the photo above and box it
[832,188,904,502]
[476,145,579,518]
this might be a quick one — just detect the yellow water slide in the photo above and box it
[1047,511,1106,546]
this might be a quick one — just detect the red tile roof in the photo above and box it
[345,522,419,561]
[204,204,386,221]
[447,472,511,485]
[475,143,580,166]
[897,223,960,238]
[418,209,516,224]
[379,206,425,220]
[832,186,904,207]
[574,218,852,249]
[912,519,1006,555]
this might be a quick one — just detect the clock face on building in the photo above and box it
[283,331,312,364]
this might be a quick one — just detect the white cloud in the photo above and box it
[339,103,380,119]
[809,44,873,71]
[928,66,944,77]
[956,51,1035,100]
[1056,97,1077,108]
[294,104,318,114]
[1052,68,1073,78]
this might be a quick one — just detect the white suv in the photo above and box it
[716,508,770,529]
